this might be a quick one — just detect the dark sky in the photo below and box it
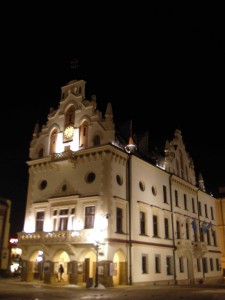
[1,5,224,236]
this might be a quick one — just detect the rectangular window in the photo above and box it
[184,194,187,210]
[186,222,189,239]
[179,257,184,272]
[36,211,44,232]
[85,206,95,229]
[204,204,208,218]
[210,207,214,220]
[198,201,202,216]
[206,229,211,245]
[192,219,198,242]
[176,220,180,239]
[210,258,214,271]
[175,190,179,207]
[192,197,196,213]
[194,228,198,242]
[216,259,220,271]
[164,218,169,239]
[212,229,217,246]
[142,255,148,274]
[59,209,69,231]
[155,255,161,273]
[59,216,68,231]
[153,215,158,237]
[140,212,146,235]
[166,256,173,275]
[200,228,204,242]
[116,207,123,233]
[53,209,57,231]
[197,259,201,272]
[68,208,75,230]
[163,185,167,203]
[202,257,208,274]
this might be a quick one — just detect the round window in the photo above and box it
[86,172,96,183]
[139,181,145,191]
[116,175,123,185]
[39,180,47,190]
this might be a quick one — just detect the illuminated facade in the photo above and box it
[9,238,22,274]
[215,188,225,276]
[18,79,223,286]
[0,197,11,276]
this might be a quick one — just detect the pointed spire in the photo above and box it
[33,122,40,134]
[105,102,113,119]
[125,120,137,153]
[164,140,170,152]
[198,172,206,192]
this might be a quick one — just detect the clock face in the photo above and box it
[64,125,74,139]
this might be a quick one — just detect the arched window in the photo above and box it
[79,122,88,148]
[50,129,57,154]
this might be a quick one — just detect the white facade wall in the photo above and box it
[18,79,223,286]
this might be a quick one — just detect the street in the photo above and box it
[0,278,225,300]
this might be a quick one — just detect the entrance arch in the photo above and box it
[113,249,127,285]
[53,250,70,282]
[79,248,96,283]
[30,249,44,280]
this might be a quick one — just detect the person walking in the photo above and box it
[58,264,64,282]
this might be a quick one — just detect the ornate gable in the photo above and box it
[158,129,196,185]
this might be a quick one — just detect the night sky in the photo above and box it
[1,6,224,237]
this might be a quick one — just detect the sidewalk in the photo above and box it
[1,276,225,290]
[0,276,106,289]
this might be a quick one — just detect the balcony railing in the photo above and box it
[17,229,96,245]
[52,150,74,161]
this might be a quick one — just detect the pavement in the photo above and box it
[1,275,225,290]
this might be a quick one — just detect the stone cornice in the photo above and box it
[171,175,198,193]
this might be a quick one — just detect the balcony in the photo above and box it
[52,150,74,161]
[17,229,96,246]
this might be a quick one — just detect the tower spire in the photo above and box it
[125,120,137,153]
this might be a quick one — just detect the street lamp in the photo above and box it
[125,120,136,286]
[95,241,100,288]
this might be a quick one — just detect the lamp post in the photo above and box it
[95,241,100,288]
[125,120,137,286]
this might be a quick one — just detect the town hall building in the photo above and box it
[18,79,223,286]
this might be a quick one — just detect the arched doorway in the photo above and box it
[53,250,70,283]
[79,248,96,285]
[30,249,44,280]
[113,250,127,285]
